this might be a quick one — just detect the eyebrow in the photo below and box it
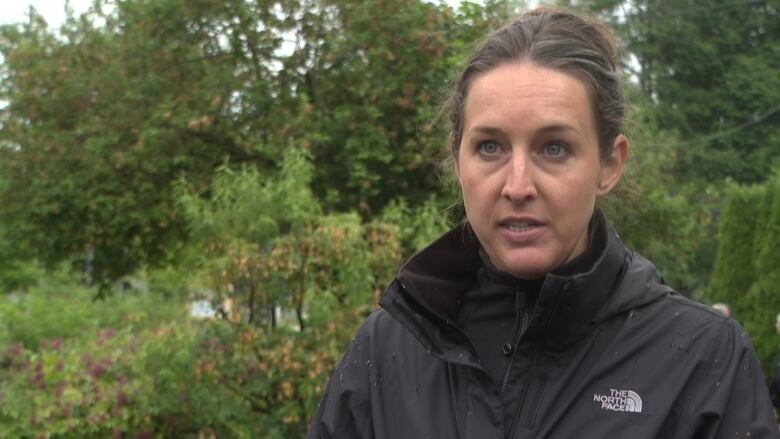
[469,123,581,136]
[537,124,581,135]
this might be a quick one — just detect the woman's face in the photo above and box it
[455,63,627,279]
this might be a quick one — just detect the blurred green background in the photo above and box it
[0,0,778,437]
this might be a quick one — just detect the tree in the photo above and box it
[702,174,780,380]
[557,0,780,295]
[174,147,406,435]
[277,0,510,214]
[0,0,508,288]
[569,0,780,185]
[705,185,764,309]
[596,87,718,295]
[0,0,291,287]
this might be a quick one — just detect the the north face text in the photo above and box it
[593,389,643,413]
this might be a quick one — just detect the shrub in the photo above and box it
[705,174,780,380]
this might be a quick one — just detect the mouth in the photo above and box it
[499,219,542,232]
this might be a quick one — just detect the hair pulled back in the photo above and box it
[447,7,625,161]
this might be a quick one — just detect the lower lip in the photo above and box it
[499,224,544,244]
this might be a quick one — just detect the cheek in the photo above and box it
[560,165,603,199]
[456,162,476,194]
[459,174,490,216]
[460,171,493,202]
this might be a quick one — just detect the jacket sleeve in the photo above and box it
[307,316,375,439]
[689,319,780,439]
[770,350,780,409]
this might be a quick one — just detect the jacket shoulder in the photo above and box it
[306,308,409,439]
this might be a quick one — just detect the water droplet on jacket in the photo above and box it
[715,381,721,387]
[674,312,680,317]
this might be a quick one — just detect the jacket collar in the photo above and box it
[382,211,631,350]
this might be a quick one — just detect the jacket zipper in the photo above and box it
[508,355,548,435]
[500,286,530,392]
[502,286,548,436]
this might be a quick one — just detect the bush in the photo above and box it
[706,185,765,309]
[704,174,780,380]
[0,269,183,351]
[0,301,368,438]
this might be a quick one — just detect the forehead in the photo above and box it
[462,62,596,133]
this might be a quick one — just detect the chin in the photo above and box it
[501,259,551,279]
[491,248,551,278]
[509,268,548,280]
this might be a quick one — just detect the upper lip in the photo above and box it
[498,215,543,227]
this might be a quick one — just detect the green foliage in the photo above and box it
[178,148,319,246]
[380,196,455,256]
[705,185,765,306]
[168,143,405,435]
[5,0,778,434]
[569,0,780,185]
[703,174,780,379]
[1,315,231,438]
[630,0,780,184]
[0,247,43,294]
[605,88,719,295]
[0,0,294,286]
[740,176,780,379]
[0,0,509,288]
[0,269,182,351]
[0,176,41,293]
[282,0,509,214]
[0,253,387,438]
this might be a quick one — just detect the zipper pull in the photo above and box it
[502,343,513,356]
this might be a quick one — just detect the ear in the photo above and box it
[597,134,628,195]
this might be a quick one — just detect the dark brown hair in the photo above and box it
[446,7,625,161]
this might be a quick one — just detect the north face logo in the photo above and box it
[593,389,643,413]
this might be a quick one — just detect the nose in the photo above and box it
[500,151,537,202]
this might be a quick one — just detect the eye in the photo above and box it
[478,141,502,155]
[543,142,568,157]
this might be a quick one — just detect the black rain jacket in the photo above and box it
[769,348,780,408]
[308,219,779,438]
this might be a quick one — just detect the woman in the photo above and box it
[308,7,778,438]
